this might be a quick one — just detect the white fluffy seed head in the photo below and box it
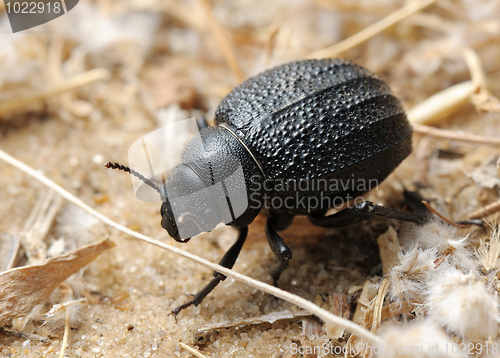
[403,219,477,272]
[378,321,466,358]
[388,246,437,304]
[427,270,499,341]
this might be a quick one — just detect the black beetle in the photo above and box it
[106,58,434,316]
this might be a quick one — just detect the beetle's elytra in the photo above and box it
[106,59,427,317]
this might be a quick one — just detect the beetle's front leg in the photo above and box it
[308,201,430,227]
[265,213,294,286]
[171,226,248,318]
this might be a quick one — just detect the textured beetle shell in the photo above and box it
[215,59,412,209]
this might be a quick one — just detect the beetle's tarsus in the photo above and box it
[455,219,485,227]
[265,214,293,286]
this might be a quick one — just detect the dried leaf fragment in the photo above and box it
[0,238,115,327]
[377,226,401,276]
[325,293,351,339]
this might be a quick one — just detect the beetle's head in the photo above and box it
[105,162,222,243]
[158,164,223,242]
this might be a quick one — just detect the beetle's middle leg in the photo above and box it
[265,213,294,286]
[171,226,248,318]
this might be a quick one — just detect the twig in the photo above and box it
[0,68,110,117]
[179,342,209,358]
[422,201,465,228]
[307,0,437,59]
[0,148,385,346]
[413,124,500,145]
[463,48,485,90]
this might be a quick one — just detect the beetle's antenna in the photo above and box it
[105,162,161,194]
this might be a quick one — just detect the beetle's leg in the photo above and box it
[265,213,294,286]
[171,226,248,318]
[196,116,209,130]
[308,201,429,227]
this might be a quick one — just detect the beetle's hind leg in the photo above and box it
[265,213,294,286]
[171,226,248,318]
[308,201,430,227]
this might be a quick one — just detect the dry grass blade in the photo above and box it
[307,0,437,59]
[476,223,500,272]
[0,149,385,346]
[370,279,389,334]
[463,48,500,113]
[0,234,20,271]
[413,124,500,145]
[0,238,115,326]
[363,301,415,329]
[58,307,71,358]
[197,0,244,83]
[0,68,110,117]
[463,48,486,90]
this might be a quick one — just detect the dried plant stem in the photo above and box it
[469,201,500,220]
[407,81,476,125]
[0,148,384,346]
[371,279,389,334]
[197,0,244,83]
[58,308,71,358]
[307,0,437,59]
[179,342,209,358]
[476,225,500,272]
[21,189,63,264]
[422,201,467,228]
[0,68,110,117]
[413,124,500,145]
[408,49,499,124]
[463,48,485,90]
[363,301,414,328]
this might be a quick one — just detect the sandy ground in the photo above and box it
[0,0,500,357]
